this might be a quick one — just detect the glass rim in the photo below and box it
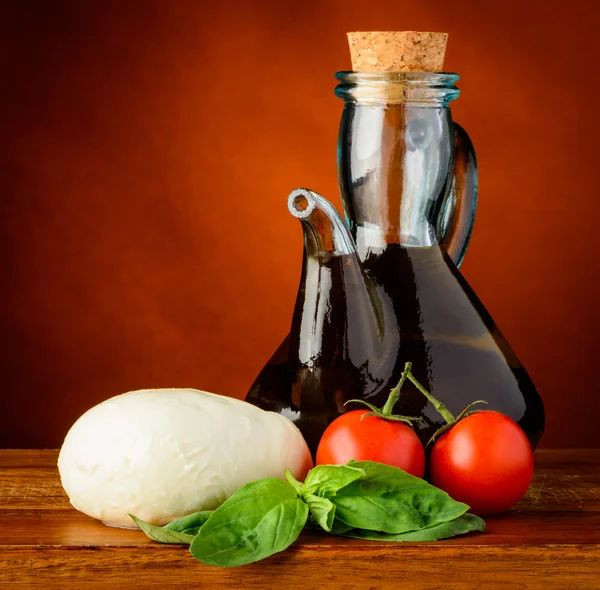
[334,71,460,85]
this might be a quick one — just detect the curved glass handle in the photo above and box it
[439,122,478,267]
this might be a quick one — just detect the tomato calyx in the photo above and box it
[344,363,424,426]
[397,362,488,446]
[426,400,489,445]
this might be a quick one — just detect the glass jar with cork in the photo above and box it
[246,31,544,457]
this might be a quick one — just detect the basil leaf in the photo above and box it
[329,520,354,535]
[164,510,213,536]
[190,479,309,567]
[342,513,485,542]
[303,494,336,532]
[332,461,469,534]
[301,464,366,496]
[130,514,195,544]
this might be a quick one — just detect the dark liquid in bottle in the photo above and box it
[246,244,544,456]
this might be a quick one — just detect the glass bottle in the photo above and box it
[246,71,544,456]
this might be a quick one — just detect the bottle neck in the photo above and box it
[335,72,459,258]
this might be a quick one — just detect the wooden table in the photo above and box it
[0,450,599,588]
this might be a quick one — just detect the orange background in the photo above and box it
[2,0,599,448]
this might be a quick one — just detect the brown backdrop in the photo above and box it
[2,0,599,449]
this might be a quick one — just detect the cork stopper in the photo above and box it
[347,31,448,72]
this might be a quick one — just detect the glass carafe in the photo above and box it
[246,71,545,456]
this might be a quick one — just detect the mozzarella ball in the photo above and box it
[58,388,313,528]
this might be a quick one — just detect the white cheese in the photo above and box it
[58,388,313,528]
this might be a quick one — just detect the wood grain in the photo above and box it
[0,450,599,588]
[3,545,600,589]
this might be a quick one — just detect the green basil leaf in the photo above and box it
[342,513,485,541]
[164,510,213,536]
[130,514,195,544]
[329,520,354,535]
[303,494,336,532]
[190,478,309,567]
[332,461,469,534]
[302,464,366,496]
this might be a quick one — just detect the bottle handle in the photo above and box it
[439,123,478,267]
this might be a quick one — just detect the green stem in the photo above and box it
[381,362,411,416]
[403,363,455,424]
[284,469,303,496]
[344,362,423,425]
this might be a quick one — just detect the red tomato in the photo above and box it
[429,410,534,515]
[315,409,425,478]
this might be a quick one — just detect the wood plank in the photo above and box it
[0,449,59,468]
[520,474,600,512]
[2,545,599,588]
[0,468,69,509]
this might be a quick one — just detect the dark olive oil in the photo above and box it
[246,244,544,456]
